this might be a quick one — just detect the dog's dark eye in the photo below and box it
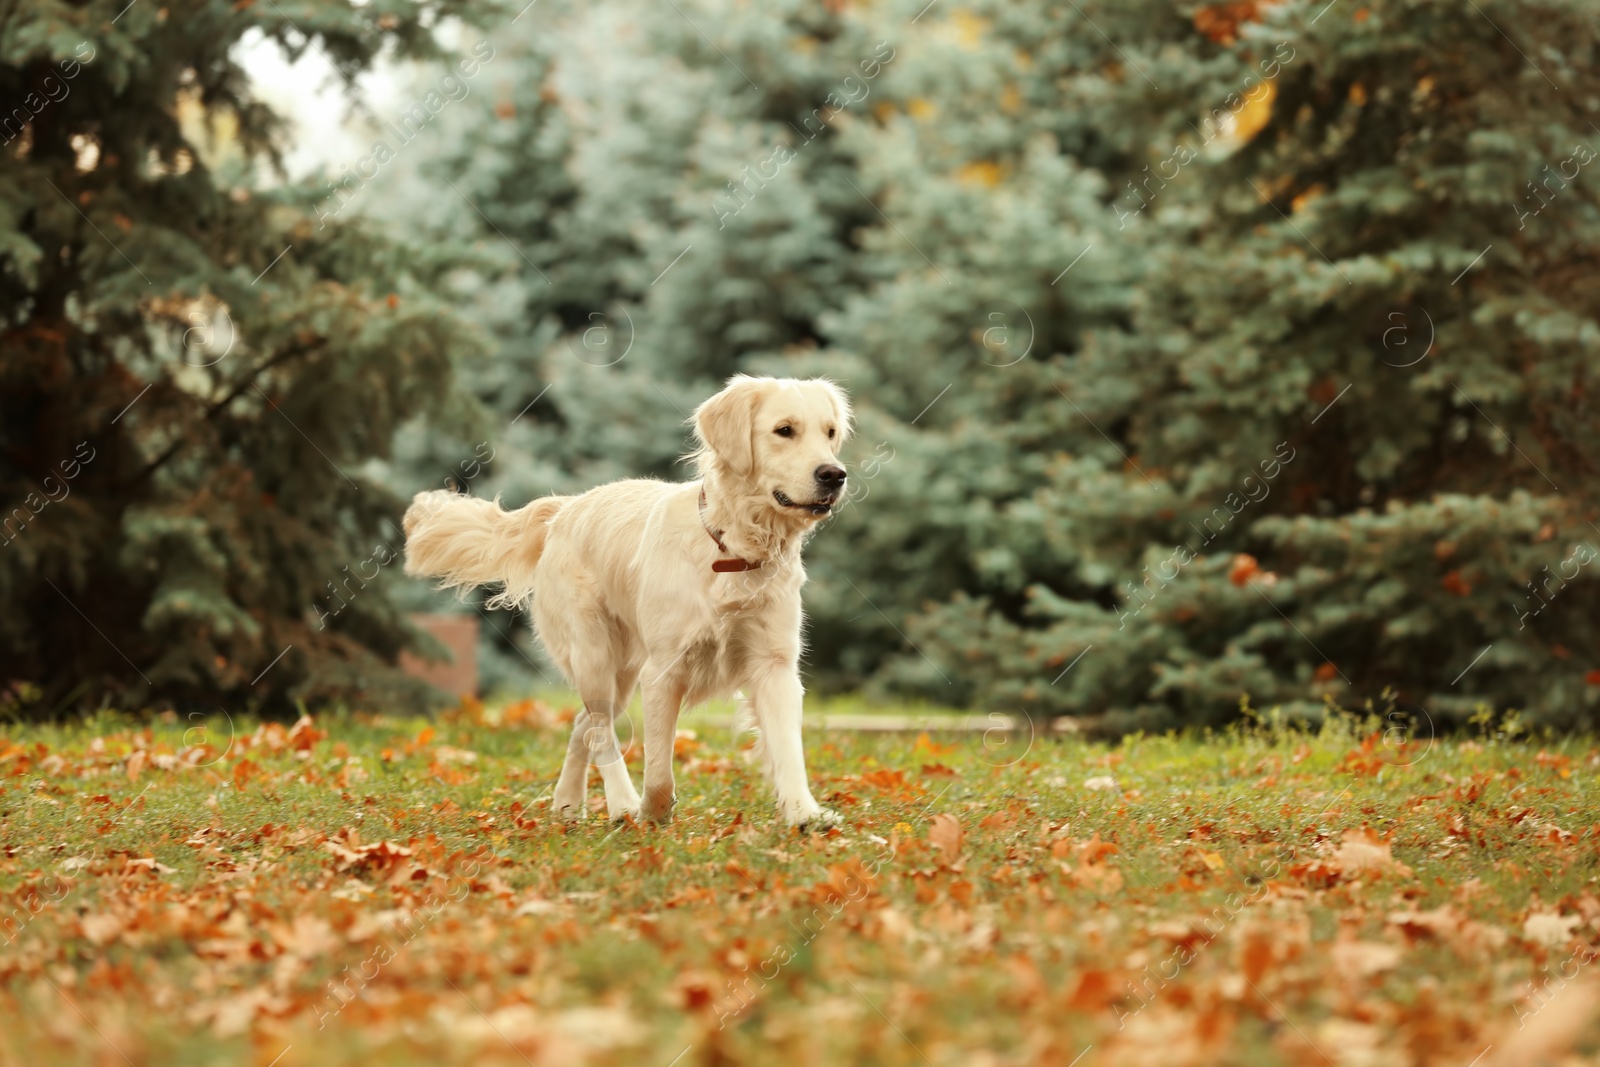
[827,427,836,439]
[775,426,794,438]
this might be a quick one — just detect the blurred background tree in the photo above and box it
[0,0,490,715]
[6,0,1599,733]
[371,0,1600,732]
[952,0,1600,734]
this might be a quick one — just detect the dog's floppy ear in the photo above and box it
[815,378,853,446]
[693,375,760,476]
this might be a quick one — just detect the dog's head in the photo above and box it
[692,375,853,520]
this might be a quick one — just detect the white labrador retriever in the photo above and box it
[402,375,851,828]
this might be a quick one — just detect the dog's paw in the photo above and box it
[554,802,585,823]
[781,799,841,833]
[798,807,842,834]
[609,806,642,827]
[640,796,676,825]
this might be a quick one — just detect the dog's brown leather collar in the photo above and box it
[699,488,762,572]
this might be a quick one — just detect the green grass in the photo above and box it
[1,698,1597,1066]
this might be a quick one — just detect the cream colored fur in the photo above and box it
[402,375,852,827]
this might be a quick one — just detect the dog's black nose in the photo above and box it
[814,464,847,488]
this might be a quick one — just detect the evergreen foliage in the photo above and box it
[374,0,1600,732]
[10,0,1600,732]
[1,0,491,713]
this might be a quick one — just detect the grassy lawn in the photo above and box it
[2,698,1597,1066]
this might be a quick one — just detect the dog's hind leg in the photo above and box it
[584,682,641,822]
[551,715,592,820]
[550,650,639,822]
[571,638,641,823]
[552,684,640,822]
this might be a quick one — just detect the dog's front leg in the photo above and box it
[639,674,686,824]
[750,666,837,829]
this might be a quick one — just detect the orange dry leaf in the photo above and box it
[1331,939,1402,979]
[1067,969,1119,1011]
[232,758,259,787]
[1535,750,1573,775]
[405,726,436,755]
[1388,908,1465,940]
[1229,554,1260,586]
[287,714,325,750]
[1332,828,1413,878]
[500,698,538,725]
[324,828,415,876]
[80,912,123,946]
[1240,929,1276,983]
[1066,833,1125,892]
[125,749,146,782]
[270,913,341,959]
[1336,732,1393,777]
[1071,863,1124,892]
[1388,904,1509,957]
[913,732,958,757]
[1149,918,1212,950]
[929,813,963,865]
[827,858,879,901]
[1078,832,1120,866]
[859,768,910,792]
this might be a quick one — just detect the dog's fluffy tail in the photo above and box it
[402,489,572,609]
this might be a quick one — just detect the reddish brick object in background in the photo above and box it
[399,613,479,698]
